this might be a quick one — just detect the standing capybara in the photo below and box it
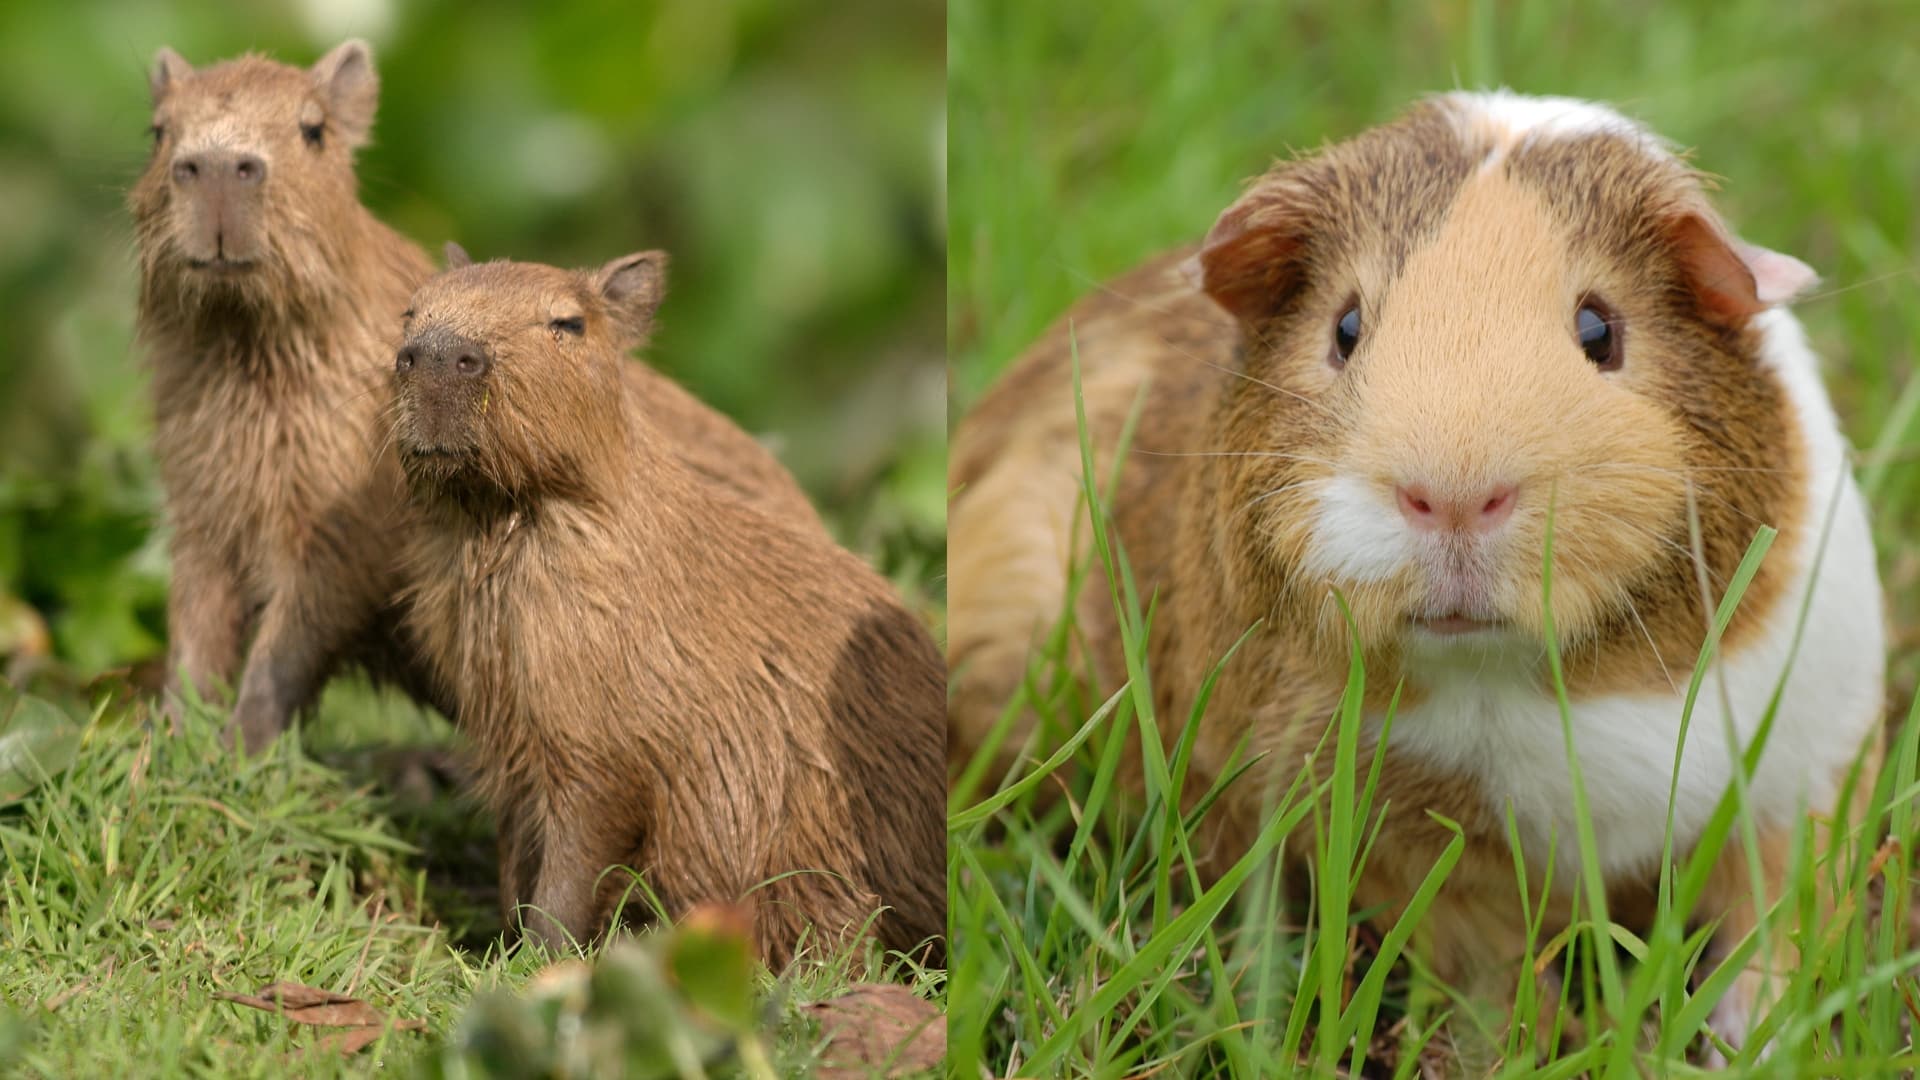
[131,41,817,748]
[389,250,946,966]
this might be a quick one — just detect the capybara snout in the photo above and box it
[166,147,268,265]
[394,330,492,382]
[394,325,494,460]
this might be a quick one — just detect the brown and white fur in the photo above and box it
[130,42,818,750]
[948,92,1883,1061]
[391,251,946,967]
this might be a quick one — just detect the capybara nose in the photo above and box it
[172,150,267,188]
[398,333,491,379]
[447,350,489,377]
[1396,481,1517,534]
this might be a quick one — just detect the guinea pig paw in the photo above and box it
[1701,973,1775,1069]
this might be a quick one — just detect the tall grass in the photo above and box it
[947,342,1920,1074]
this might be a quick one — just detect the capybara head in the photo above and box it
[131,39,381,308]
[392,245,668,503]
[1187,92,1814,673]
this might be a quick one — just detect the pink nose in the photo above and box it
[1396,482,1517,534]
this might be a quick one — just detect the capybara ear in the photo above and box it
[150,47,193,105]
[1663,207,1816,324]
[444,241,473,270]
[1188,166,1316,324]
[589,250,670,342]
[309,39,379,147]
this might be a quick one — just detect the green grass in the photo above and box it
[948,0,1920,1075]
[948,349,1920,1075]
[0,686,940,1077]
[0,6,947,1074]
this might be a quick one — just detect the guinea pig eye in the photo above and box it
[1331,305,1361,366]
[549,316,586,338]
[300,121,324,149]
[1576,299,1621,371]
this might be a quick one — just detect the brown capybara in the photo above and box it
[389,251,946,966]
[130,41,817,749]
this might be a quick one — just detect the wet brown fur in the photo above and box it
[393,257,945,967]
[130,43,817,749]
[132,42,446,744]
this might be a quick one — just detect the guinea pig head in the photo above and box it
[130,40,381,311]
[393,246,665,508]
[1191,95,1815,677]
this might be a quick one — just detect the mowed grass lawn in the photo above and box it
[0,678,940,1077]
[947,0,1920,1075]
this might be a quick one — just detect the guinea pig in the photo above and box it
[390,249,946,966]
[947,91,1884,1058]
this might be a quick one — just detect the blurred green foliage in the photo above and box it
[0,0,946,681]
[948,0,1920,698]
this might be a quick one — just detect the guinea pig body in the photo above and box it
[949,92,1882,1055]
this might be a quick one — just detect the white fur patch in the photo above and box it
[1380,309,1883,880]
[1304,473,1413,584]
[1439,90,1665,172]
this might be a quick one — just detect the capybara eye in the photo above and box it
[1332,304,1361,366]
[300,122,324,149]
[550,316,586,337]
[1576,299,1620,371]
[148,123,164,144]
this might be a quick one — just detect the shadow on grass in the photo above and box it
[311,738,505,953]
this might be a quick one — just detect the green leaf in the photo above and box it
[0,682,79,804]
[667,905,760,1032]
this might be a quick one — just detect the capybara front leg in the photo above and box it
[164,543,247,722]
[518,818,628,953]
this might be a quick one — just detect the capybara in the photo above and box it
[131,41,816,749]
[948,93,1882,1058]
[390,251,946,966]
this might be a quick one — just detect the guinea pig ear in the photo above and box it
[1665,210,1817,322]
[589,250,670,342]
[309,39,379,147]
[443,241,473,270]
[1186,172,1313,323]
[150,47,193,105]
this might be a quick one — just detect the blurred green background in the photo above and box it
[0,0,946,692]
[949,0,1920,703]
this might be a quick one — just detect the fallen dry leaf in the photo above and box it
[807,984,945,1078]
[318,1026,387,1055]
[215,980,424,1057]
